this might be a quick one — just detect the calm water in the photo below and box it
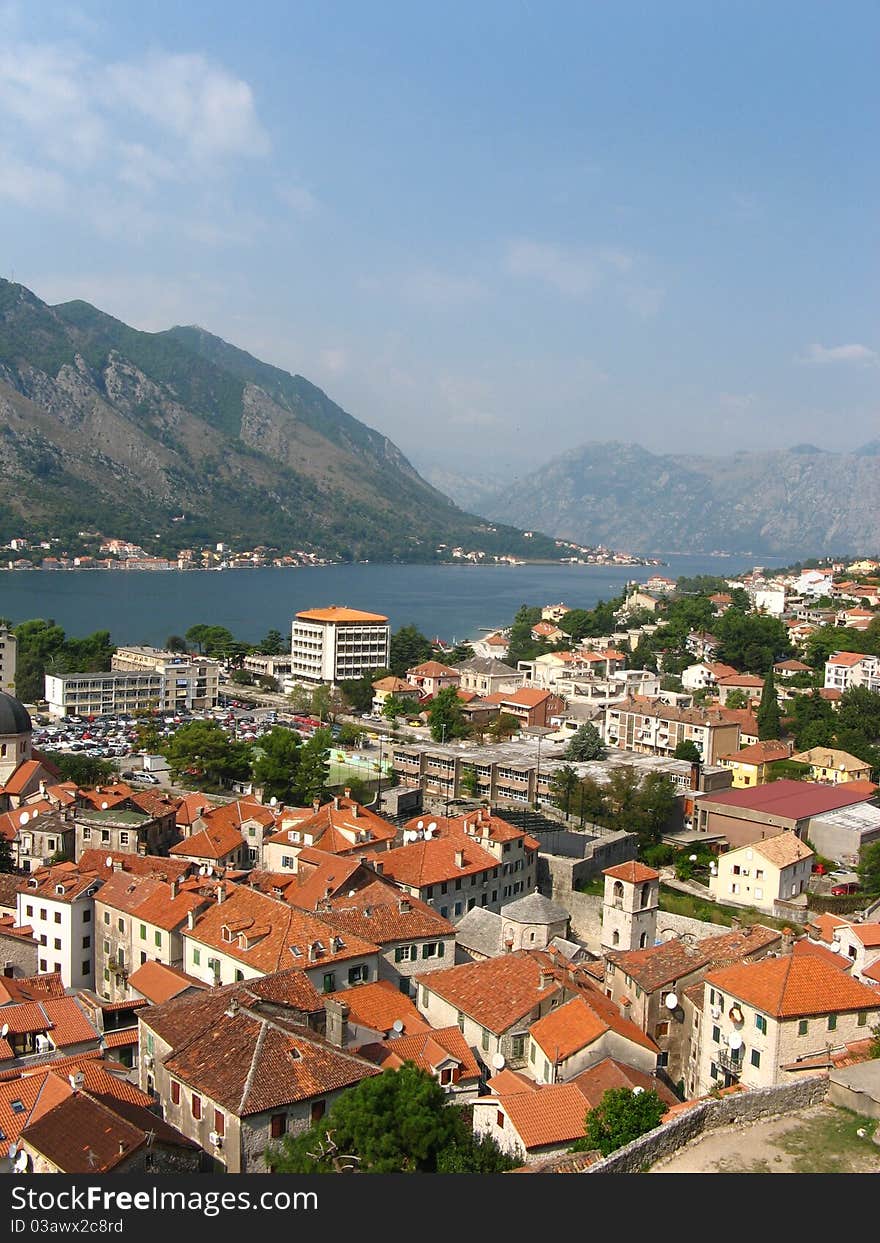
[0,555,758,646]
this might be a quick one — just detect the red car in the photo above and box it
[831,882,860,896]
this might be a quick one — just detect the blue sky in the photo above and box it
[1,0,877,476]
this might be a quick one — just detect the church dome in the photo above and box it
[0,691,32,736]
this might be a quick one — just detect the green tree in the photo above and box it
[251,726,302,804]
[428,686,469,742]
[337,722,366,748]
[634,772,679,845]
[756,669,781,740]
[230,668,255,686]
[185,624,237,658]
[439,642,474,666]
[488,711,519,742]
[715,610,793,673]
[295,727,332,804]
[857,841,880,896]
[163,720,252,787]
[564,723,606,761]
[506,604,544,665]
[460,765,480,798]
[309,684,332,723]
[383,695,416,724]
[550,764,580,816]
[257,675,279,692]
[339,670,390,714]
[43,753,115,787]
[265,1064,517,1174]
[674,739,702,763]
[724,689,749,710]
[260,629,285,655]
[388,625,434,677]
[287,684,311,714]
[578,1086,666,1157]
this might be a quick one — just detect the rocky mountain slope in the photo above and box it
[0,281,556,561]
[474,441,880,556]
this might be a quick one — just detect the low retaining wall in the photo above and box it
[577,1076,830,1173]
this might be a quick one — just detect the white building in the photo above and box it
[824,652,880,695]
[16,864,103,989]
[709,832,813,914]
[290,607,390,685]
[45,671,165,719]
[111,647,220,712]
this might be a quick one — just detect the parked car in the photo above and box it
[831,882,860,896]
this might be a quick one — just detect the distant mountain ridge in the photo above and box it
[470,440,880,556]
[0,280,557,561]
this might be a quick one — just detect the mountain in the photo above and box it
[0,280,557,561]
[475,440,880,556]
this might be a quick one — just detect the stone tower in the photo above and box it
[601,861,659,952]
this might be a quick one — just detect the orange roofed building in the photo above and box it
[291,606,390,685]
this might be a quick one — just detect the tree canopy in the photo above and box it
[564,723,606,761]
[428,686,469,742]
[388,625,434,677]
[576,1086,666,1157]
[265,1064,517,1174]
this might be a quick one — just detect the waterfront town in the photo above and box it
[0,555,879,1175]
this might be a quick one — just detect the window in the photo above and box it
[441,882,448,894]
[270,1114,286,1139]
[154,930,162,948]
[827,1014,837,1031]
[118,918,125,933]
[139,924,147,940]
[710,1061,718,1081]
[798,1019,808,1036]
[310,1100,326,1124]
[439,1067,453,1085]
[140,952,147,964]
[39,934,47,946]
[171,1080,180,1105]
[496,1110,505,1129]
[422,987,429,1007]
[857,1012,868,1027]
[481,1029,490,1052]
[83,910,91,923]
[192,947,201,966]
[82,961,90,976]
[529,1043,536,1063]
[103,940,110,955]
[53,938,61,951]
[712,1025,720,1043]
[750,1049,761,1068]
[511,1035,525,1058]
[454,902,462,916]
[103,911,110,926]
[754,888,763,900]
[425,886,434,899]
[440,907,449,919]
[25,905,33,918]
[348,964,368,984]
[467,898,476,912]
[54,912,61,924]
[214,1109,225,1136]
[191,1093,201,1120]
[120,833,129,846]
[234,969,244,982]
[755,1014,767,1035]
[457,1011,465,1032]
[322,972,336,993]
[454,879,462,891]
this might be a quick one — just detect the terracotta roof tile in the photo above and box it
[126,961,208,1005]
[415,950,561,1033]
[327,979,429,1036]
[603,861,659,884]
[489,1082,589,1149]
[20,1091,195,1171]
[705,953,880,1018]
[571,1058,678,1109]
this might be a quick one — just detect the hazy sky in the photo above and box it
[2,1,878,476]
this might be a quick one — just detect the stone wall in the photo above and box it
[0,928,38,977]
[568,1076,830,1174]
[563,892,728,952]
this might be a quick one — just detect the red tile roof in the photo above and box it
[602,861,659,884]
[415,951,561,1033]
[170,821,244,861]
[489,1082,589,1150]
[360,1026,480,1081]
[705,953,880,1018]
[571,1058,679,1109]
[76,851,193,881]
[697,778,876,819]
[327,979,429,1036]
[20,1091,196,1170]
[126,960,208,1005]
[0,972,65,1006]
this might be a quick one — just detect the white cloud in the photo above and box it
[798,343,878,365]
[105,51,269,163]
[504,239,601,297]
[278,183,319,216]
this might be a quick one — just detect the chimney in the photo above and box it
[374,860,384,876]
[169,879,178,900]
[620,996,632,1018]
[324,997,350,1048]
[225,996,239,1018]
[690,760,702,791]
[352,803,359,818]
[538,969,553,990]
[359,854,368,867]
[781,927,794,954]
[730,915,741,932]
[333,795,340,810]
[216,883,225,904]
[187,909,196,930]
[344,787,351,799]
[312,799,321,814]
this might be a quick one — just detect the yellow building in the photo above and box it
[788,746,873,785]
[717,739,791,788]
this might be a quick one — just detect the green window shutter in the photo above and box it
[438,941,445,958]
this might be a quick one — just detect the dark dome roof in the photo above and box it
[0,692,32,735]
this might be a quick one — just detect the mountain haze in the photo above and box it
[0,280,556,561]
[473,441,880,557]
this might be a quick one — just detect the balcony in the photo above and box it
[716,1047,743,1077]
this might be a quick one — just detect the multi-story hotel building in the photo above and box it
[111,647,220,712]
[290,607,390,685]
[45,648,220,718]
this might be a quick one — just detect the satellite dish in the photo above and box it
[632,1085,645,1095]
[105,856,113,868]
[1,1023,8,1038]
[18,811,29,826]
[829,941,841,953]
[689,854,697,863]
[270,797,277,806]
[728,1031,743,1051]
[417,820,424,830]
[208,1131,220,1146]
[101,801,108,810]
[7,1142,17,1158]
[491,1053,506,1070]
[392,1019,404,1034]
[427,822,437,833]
[14,1149,28,1173]
[665,992,679,1011]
